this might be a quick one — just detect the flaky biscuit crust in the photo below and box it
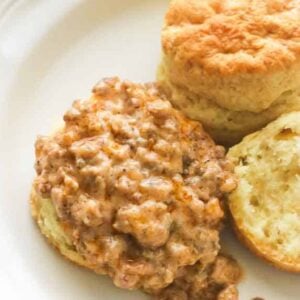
[163,0,300,75]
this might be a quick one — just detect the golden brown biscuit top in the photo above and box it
[162,0,300,75]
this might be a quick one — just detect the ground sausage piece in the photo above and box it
[114,200,172,248]
[211,256,241,285]
[139,177,173,200]
[33,77,240,299]
[218,285,239,300]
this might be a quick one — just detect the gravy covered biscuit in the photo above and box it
[228,112,300,273]
[31,78,241,299]
[159,0,300,145]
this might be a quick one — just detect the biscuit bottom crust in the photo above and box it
[228,112,300,273]
[157,62,300,146]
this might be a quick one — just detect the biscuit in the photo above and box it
[227,111,300,272]
[31,188,93,270]
[159,0,300,144]
[31,77,240,299]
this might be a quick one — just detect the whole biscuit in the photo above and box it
[159,0,300,144]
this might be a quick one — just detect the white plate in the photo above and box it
[0,1,298,299]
